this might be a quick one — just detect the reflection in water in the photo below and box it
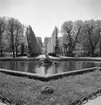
[0,61,100,76]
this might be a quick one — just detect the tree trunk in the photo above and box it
[0,50,3,57]
[64,47,68,56]
[11,34,15,58]
[90,47,95,57]
[15,46,18,57]
[12,47,15,58]
[21,44,24,56]
[0,36,3,57]
[68,44,73,57]
[100,44,101,57]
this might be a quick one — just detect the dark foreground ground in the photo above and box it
[0,70,101,105]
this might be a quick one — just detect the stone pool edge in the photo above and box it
[0,67,100,81]
[50,56,101,61]
[0,57,39,61]
[0,56,101,61]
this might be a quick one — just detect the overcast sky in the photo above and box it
[0,0,101,41]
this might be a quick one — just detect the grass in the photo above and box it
[0,70,101,105]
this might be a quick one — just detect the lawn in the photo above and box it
[0,70,101,105]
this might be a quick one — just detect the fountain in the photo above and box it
[38,55,53,67]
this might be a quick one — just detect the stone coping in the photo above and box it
[0,67,100,82]
[0,57,39,61]
[50,56,101,61]
[0,56,101,61]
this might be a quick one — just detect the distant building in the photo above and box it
[43,37,50,54]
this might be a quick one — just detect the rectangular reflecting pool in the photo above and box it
[0,60,101,76]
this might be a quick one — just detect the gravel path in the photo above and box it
[0,103,6,105]
[85,96,101,105]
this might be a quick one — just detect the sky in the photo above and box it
[0,0,101,41]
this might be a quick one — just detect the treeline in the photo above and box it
[1,16,101,57]
[56,20,101,57]
[0,17,27,57]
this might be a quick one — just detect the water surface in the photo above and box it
[0,61,101,76]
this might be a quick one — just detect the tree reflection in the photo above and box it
[0,60,100,75]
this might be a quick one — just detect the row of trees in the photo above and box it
[1,16,101,57]
[55,20,101,57]
[0,17,27,57]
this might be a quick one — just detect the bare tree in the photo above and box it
[61,20,82,56]
[7,18,24,57]
[81,20,101,56]
[0,17,6,57]
[15,20,24,56]
[95,20,101,56]
[7,18,16,57]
